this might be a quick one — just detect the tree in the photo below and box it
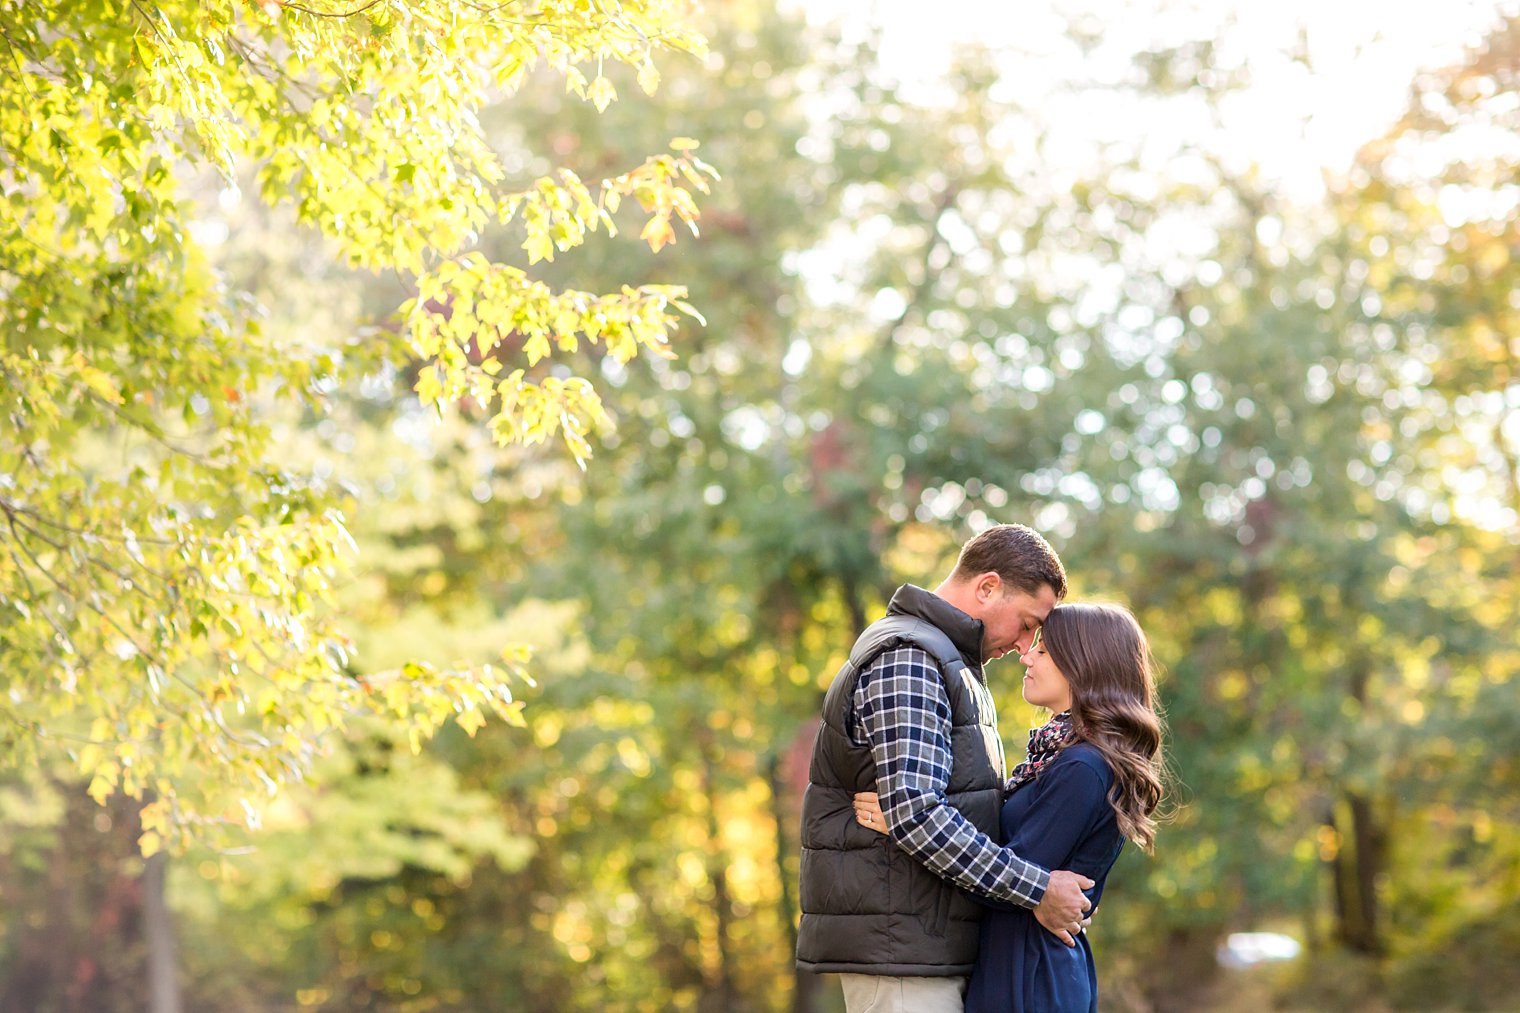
[0,0,715,847]
[1321,14,1520,1001]
[9,3,1518,1011]
[486,11,1520,1008]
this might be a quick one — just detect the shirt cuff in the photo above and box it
[1020,863,1051,908]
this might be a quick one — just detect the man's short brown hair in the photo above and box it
[951,523,1068,600]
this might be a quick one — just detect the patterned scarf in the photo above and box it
[1008,711,1074,789]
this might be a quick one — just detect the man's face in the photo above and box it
[976,580,1059,664]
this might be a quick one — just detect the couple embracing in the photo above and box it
[797,524,1167,1013]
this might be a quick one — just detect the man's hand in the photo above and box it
[1033,869,1095,947]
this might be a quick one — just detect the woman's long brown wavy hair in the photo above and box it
[1039,603,1167,853]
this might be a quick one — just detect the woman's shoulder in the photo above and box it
[1052,742,1114,785]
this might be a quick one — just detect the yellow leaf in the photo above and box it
[74,360,125,405]
[523,333,551,365]
[525,232,554,265]
[640,216,676,253]
[637,60,660,96]
[456,706,486,737]
[588,76,617,113]
[88,773,114,805]
[670,137,700,150]
[139,830,163,857]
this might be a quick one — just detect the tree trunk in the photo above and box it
[1327,804,1354,946]
[1332,793,1385,955]
[768,752,824,1013]
[1331,652,1386,956]
[842,573,868,638]
[0,786,151,1012]
[766,752,798,957]
[1350,793,1384,955]
[143,850,183,1013]
[697,734,739,1013]
[1139,925,1221,1012]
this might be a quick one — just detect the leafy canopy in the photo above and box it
[0,0,714,850]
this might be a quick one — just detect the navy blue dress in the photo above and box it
[964,744,1124,1013]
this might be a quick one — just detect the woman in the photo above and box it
[853,602,1166,1013]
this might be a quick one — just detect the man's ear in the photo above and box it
[976,572,1002,602]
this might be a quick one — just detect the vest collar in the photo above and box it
[885,584,985,669]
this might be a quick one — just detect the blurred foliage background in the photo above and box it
[3,0,1519,1010]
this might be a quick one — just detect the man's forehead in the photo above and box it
[1028,586,1058,620]
[1003,589,1054,619]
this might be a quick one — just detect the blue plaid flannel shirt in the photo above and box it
[849,645,1049,908]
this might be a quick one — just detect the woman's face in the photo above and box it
[1019,630,1073,713]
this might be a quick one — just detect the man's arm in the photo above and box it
[853,646,1049,907]
[936,758,1106,944]
[851,783,1096,946]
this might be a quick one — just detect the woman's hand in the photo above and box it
[853,791,889,835]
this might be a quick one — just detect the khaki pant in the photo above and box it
[839,973,968,1013]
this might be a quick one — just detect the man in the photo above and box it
[797,523,1095,1013]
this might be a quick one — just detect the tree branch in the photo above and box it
[877,182,963,357]
[274,0,391,18]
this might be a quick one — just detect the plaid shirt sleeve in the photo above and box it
[849,645,1050,908]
